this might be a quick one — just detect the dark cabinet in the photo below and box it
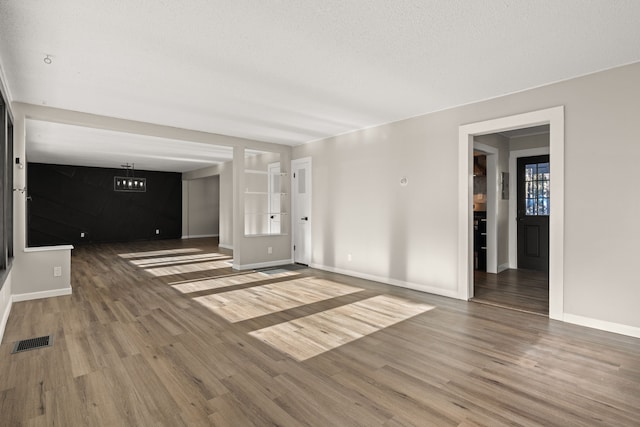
[474,212,487,271]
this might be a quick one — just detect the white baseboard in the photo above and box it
[234,259,293,271]
[218,243,233,250]
[310,263,459,299]
[12,287,73,303]
[0,296,12,345]
[182,234,219,239]
[497,263,510,273]
[562,313,640,339]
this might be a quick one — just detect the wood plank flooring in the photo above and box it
[1,238,639,426]
[473,269,549,315]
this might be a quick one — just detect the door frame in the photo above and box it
[458,106,564,320]
[291,157,312,265]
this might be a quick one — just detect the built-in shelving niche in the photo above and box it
[244,151,288,236]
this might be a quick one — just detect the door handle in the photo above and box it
[301,216,308,221]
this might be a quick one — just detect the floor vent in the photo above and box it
[12,335,54,354]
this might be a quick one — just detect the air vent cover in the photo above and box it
[12,335,53,354]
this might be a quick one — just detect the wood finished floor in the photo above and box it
[1,238,639,426]
[473,269,549,315]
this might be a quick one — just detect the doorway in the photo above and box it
[472,134,550,314]
[458,106,564,320]
[291,157,312,265]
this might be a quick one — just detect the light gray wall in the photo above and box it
[183,176,220,238]
[293,62,640,330]
[219,162,233,248]
[10,109,73,303]
[509,133,550,151]
[0,271,12,343]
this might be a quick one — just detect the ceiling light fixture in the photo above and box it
[114,163,146,192]
[43,55,52,65]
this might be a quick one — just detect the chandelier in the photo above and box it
[114,163,146,192]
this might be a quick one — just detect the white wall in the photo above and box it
[10,109,73,305]
[219,162,233,249]
[0,270,12,343]
[182,175,220,238]
[509,133,550,151]
[293,62,640,333]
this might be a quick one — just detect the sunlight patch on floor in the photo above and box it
[144,259,232,277]
[193,278,363,322]
[249,295,435,361]
[130,253,230,268]
[171,270,300,293]
[118,248,203,259]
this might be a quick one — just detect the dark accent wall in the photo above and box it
[28,163,182,246]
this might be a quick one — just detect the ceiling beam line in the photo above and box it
[12,102,291,155]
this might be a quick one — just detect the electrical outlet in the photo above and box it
[267,247,273,254]
[155,229,160,235]
[80,232,85,238]
[53,266,62,277]
[347,253,352,262]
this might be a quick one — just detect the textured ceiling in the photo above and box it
[1,1,640,171]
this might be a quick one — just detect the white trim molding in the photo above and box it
[218,243,234,250]
[311,263,459,299]
[182,234,219,239]
[458,106,565,321]
[233,259,293,271]
[563,314,640,339]
[12,287,72,302]
[24,245,74,253]
[497,263,510,273]
[0,278,13,345]
[0,298,11,344]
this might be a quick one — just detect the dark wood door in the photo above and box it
[517,155,550,272]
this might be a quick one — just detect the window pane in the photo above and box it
[526,199,536,215]
[526,181,535,199]
[539,198,550,215]
[538,162,550,180]
[542,180,550,198]
[298,168,306,194]
[524,160,550,216]
[525,164,536,181]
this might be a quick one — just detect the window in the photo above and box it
[524,161,550,216]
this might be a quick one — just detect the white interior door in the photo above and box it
[292,158,311,265]
[267,162,281,234]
